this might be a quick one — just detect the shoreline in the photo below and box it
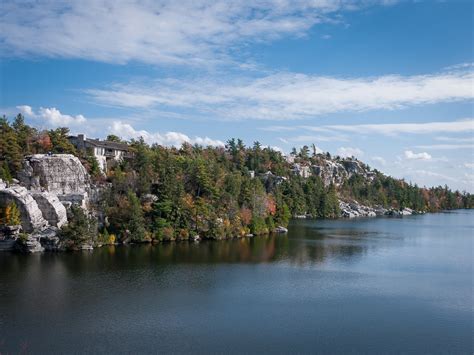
[1,208,469,254]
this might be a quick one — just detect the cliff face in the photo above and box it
[1,154,92,251]
[18,154,90,208]
[310,157,375,187]
[31,192,67,228]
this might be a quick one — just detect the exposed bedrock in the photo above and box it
[0,185,48,232]
[18,154,90,207]
[32,192,68,228]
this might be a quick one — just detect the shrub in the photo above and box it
[159,226,175,241]
[178,228,189,240]
[250,215,268,235]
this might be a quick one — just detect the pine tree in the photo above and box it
[127,190,147,241]
[48,127,76,154]
[0,117,23,177]
[58,205,97,250]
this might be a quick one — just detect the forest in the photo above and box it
[1,114,473,248]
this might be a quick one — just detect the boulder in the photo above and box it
[339,200,378,219]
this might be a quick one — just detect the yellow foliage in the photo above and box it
[144,231,153,242]
[108,234,116,245]
[179,228,189,240]
[2,202,21,226]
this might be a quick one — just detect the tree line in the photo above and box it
[1,114,472,249]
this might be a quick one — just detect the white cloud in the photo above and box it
[435,136,474,143]
[322,118,474,135]
[464,173,474,181]
[414,144,473,150]
[464,163,474,169]
[408,170,460,184]
[284,134,348,143]
[399,167,474,191]
[17,105,87,127]
[109,121,224,147]
[0,0,393,65]
[404,150,432,160]
[371,156,387,166]
[16,105,34,116]
[337,147,364,158]
[87,68,473,120]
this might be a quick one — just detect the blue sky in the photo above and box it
[0,0,473,191]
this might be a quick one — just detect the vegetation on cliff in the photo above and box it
[0,202,21,226]
[1,114,473,244]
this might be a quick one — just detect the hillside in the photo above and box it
[1,114,473,250]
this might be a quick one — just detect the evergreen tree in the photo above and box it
[58,205,97,250]
[0,117,23,177]
[48,127,76,154]
[127,190,147,241]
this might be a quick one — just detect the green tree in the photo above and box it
[126,190,147,242]
[48,127,76,154]
[58,205,97,250]
[13,113,36,153]
[106,134,122,142]
[0,117,23,178]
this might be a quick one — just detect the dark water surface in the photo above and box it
[1,210,473,354]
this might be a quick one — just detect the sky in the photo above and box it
[0,0,473,191]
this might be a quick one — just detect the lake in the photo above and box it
[0,210,472,354]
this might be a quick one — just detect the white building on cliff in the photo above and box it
[68,134,130,173]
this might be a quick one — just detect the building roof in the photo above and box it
[85,138,129,151]
[69,135,129,151]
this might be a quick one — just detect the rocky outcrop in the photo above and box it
[31,192,67,228]
[310,157,376,187]
[339,200,378,218]
[1,154,94,253]
[0,225,21,251]
[386,207,415,216]
[34,227,61,251]
[15,235,44,253]
[312,160,348,187]
[339,200,417,218]
[0,184,48,232]
[18,154,90,208]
